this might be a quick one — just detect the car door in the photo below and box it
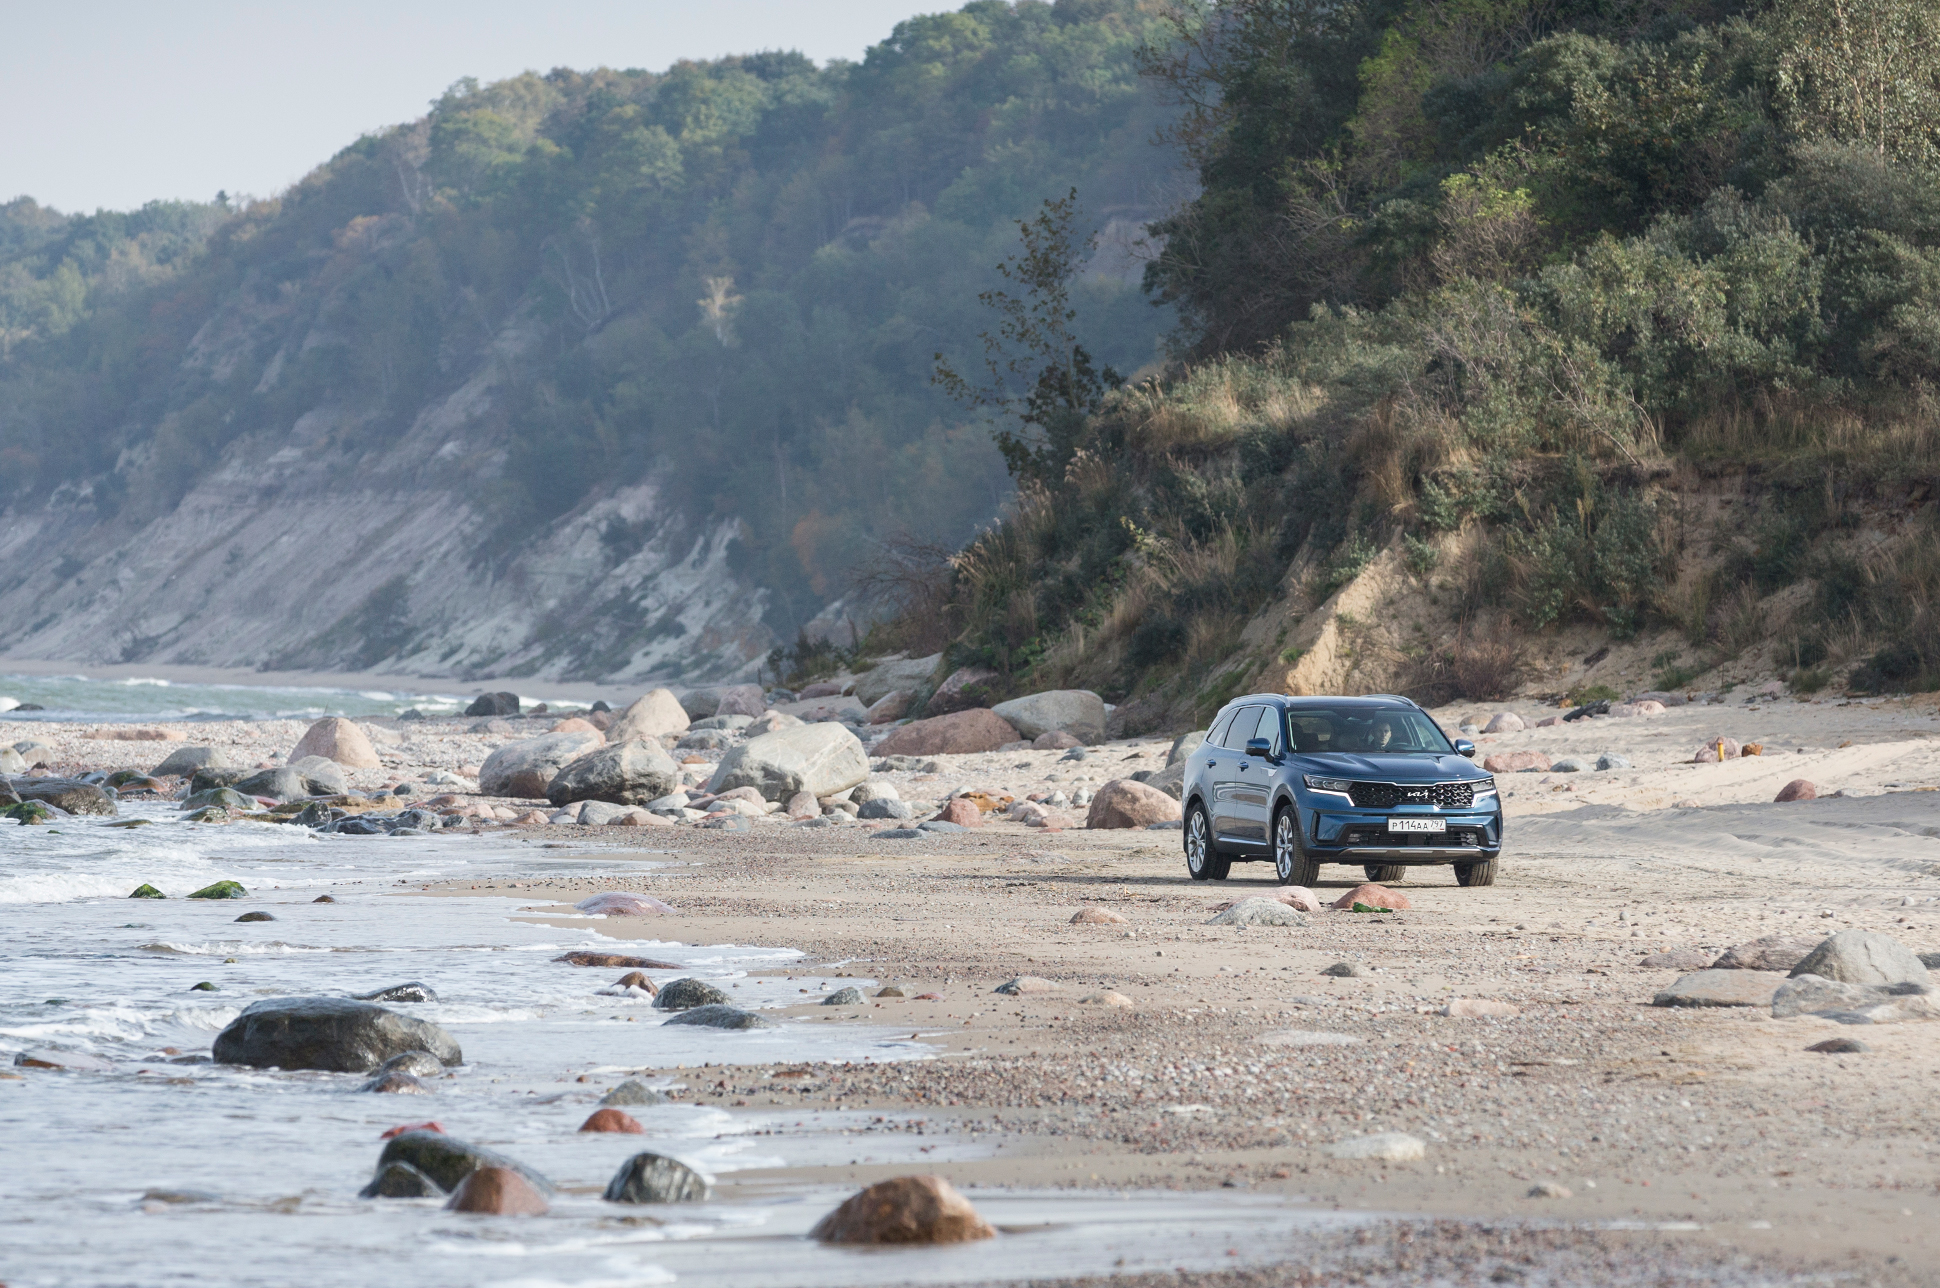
[1209,705,1260,840]
[1231,706,1282,845]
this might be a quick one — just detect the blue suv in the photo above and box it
[1181,694,1503,888]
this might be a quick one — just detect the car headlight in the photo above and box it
[1472,777,1498,799]
[1303,775,1353,794]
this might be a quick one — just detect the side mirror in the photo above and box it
[1245,737,1273,759]
[1454,738,1476,758]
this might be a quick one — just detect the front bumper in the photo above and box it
[1310,809,1501,862]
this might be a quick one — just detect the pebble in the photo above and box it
[1323,1132,1425,1161]
[994,976,1059,995]
[1441,999,1521,1018]
[1077,991,1134,1007]
[822,986,864,1005]
[1527,1182,1573,1199]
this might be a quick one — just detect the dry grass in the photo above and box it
[1402,623,1527,703]
[1117,355,1324,456]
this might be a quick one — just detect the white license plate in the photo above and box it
[1387,817,1446,833]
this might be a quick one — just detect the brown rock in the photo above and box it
[1271,886,1325,913]
[1481,750,1550,773]
[575,892,675,916]
[1085,779,1182,829]
[809,1175,995,1245]
[444,1166,549,1215]
[1032,730,1083,750]
[1078,990,1134,1007]
[579,1108,645,1134]
[1710,934,1818,972]
[553,951,682,968]
[84,728,170,741]
[510,810,548,825]
[1775,779,1817,802]
[933,798,982,827]
[549,718,598,734]
[866,690,913,724]
[1332,883,1410,911]
[612,971,657,993]
[588,710,615,731]
[799,682,845,699]
[1742,741,1764,756]
[924,667,1000,716]
[1070,906,1128,924]
[786,790,821,820]
[289,718,382,769]
[872,709,1020,757]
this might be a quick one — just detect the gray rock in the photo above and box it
[1167,730,1209,767]
[1551,756,1592,773]
[361,1071,428,1093]
[678,688,724,719]
[1059,747,1088,762]
[700,814,752,832]
[707,723,869,802]
[600,1078,667,1107]
[1639,948,1714,970]
[150,746,235,777]
[1922,952,1940,970]
[364,1161,442,1196]
[1320,961,1363,977]
[918,820,965,833]
[231,767,309,802]
[1651,969,1785,1008]
[183,786,255,812]
[189,767,249,793]
[605,689,691,742]
[604,1152,713,1203]
[8,778,117,816]
[1806,1037,1870,1053]
[1711,935,1819,972]
[1772,973,1936,1022]
[289,756,349,795]
[1789,929,1931,987]
[478,730,605,798]
[822,986,864,1005]
[355,983,438,1004]
[547,739,681,807]
[676,729,736,751]
[1208,899,1310,928]
[0,747,26,775]
[661,1004,773,1030]
[856,798,914,820]
[851,780,900,804]
[653,978,732,1010]
[852,654,942,707]
[212,997,462,1072]
[870,828,925,840]
[360,1129,550,1198]
[712,684,767,718]
[872,755,942,773]
[1595,753,1632,770]
[691,714,755,732]
[990,690,1107,744]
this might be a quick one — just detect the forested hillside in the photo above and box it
[882,0,1940,726]
[0,1,1178,679]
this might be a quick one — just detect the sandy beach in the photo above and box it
[9,683,1940,1283]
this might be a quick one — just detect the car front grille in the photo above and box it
[1344,780,1476,809]
[1343,825,1486,847]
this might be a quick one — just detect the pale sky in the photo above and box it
[3,1,944,214]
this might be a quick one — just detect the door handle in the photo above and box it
[1205,760,1216,767]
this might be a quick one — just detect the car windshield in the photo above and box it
[1283,707,1454,755]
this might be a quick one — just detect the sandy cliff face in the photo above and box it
[0,311,774,684]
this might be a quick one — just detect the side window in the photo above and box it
[1224,706,1262,749]
[1206,709,1237,750]
[1254,707,1285,755]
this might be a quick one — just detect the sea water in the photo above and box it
[0,671,472,723]
[0,807,1361,1287]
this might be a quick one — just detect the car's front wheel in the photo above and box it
[1363,863,1409,884]
[1454,858,1498,887]
[1184,803,1231,881]
[1273,806,1320,887]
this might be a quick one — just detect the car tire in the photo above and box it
[1363,864,1409,884]
[1454,858,1498,887]
[1185,803,1231,881]
[1273,806,1320,887]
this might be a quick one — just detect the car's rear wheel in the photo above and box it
[1454,858,1498,887]
[1185,804,1231,881]
[1363,863,1409,884]
[1273,807,1320,887]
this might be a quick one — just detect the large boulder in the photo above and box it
[212,997,462,1072]
[606,689,690,742]
[865,691,914,724]
[479,730,605,797]
[288,756,349,795]
[923,667,999,716]
[232,767,331,802]
[1789,929,1930,987]
[605,1152,714,1203]
[990,690,1107,744]
[1481,751,1550,773]
[1651,970,1785,1008]
[1711,935,1819,972]
[871,709,1020,758]
[289,718,382,770]
[707,724,868,802]
[150,746,235,777]
[1772,974,1939,1022]
[445,1167,549,1215]
[1167,730,1209,767]
[361,1129,551,1198]
[853,654,942,706]
[1086,779,1182,829]
[8,778,116,816]
[547,740,681,806]
[0,748,26,775]
[810,1175,995,1246]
